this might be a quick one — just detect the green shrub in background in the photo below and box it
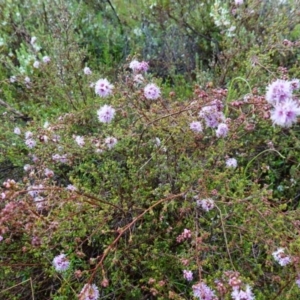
[0,0,300,299]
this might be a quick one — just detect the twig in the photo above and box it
[0,98,31,120]
[215,205,235,270]
[88,191,186,282]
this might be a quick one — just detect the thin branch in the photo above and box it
[0,98,31,121]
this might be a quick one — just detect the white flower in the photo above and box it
[154,137,161,147]
[30,36,37,45]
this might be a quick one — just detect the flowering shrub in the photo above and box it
[0,1,300,299]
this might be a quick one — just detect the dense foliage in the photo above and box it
[1,0,300,299]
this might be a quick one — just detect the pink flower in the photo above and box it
[83,67,92,75]
[129,60,149,73]
[95,78,113,97]
[192,282,217,300]
[44,168,54,178]
[25,131,33,139]
[24,164,32,172]
[75,135,85,147]
[52,154,69,164]
[42,56,51,63]
[105,137,118,149]
[14,127,21,135]
[190,121,203,133]
[197,198,215,212]
[34,196,45,210]
[144,83,161,100]
[176,229,192,242]
[296,275,300,288]
[290,78,300,90]
[53,254,70,272]
[133,74,144,84]
[97,105,116,123]
[235,0,244,5]
[33,61,40,68]
[272,248,291,266]
[183,270,193,281]
[27,184,44,198]
[265,79,292,105]
[216,123,229,138]
[199,105,225,128]
[226,158,238,168]
[129,60,140,72]
[10,76,17,83]
[79,283,99,300]
[270,98,300,128]
[25,138,36,148]
[231,285,255,300]
[66,184,77,191]
[137,61,149,73]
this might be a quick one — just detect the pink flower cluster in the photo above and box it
[129,59,149,73]
[25,131,36,149]
[105,137,118,149]
[190,100,228,138]
[199,100,225,128]
[79,283,99,300]
[197,198,215,212]
[266,79,300,127]
[231,285,255,300]
[190,121,203,133]
[52,254,70,272]
[183,270,193,281]
[97,105,115,123]
[226,158,238,169]
[95,78,114,97]
[272,248,291,266]
[192,282,217,300]
[176,228,192,243]
[144,83,161,100]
